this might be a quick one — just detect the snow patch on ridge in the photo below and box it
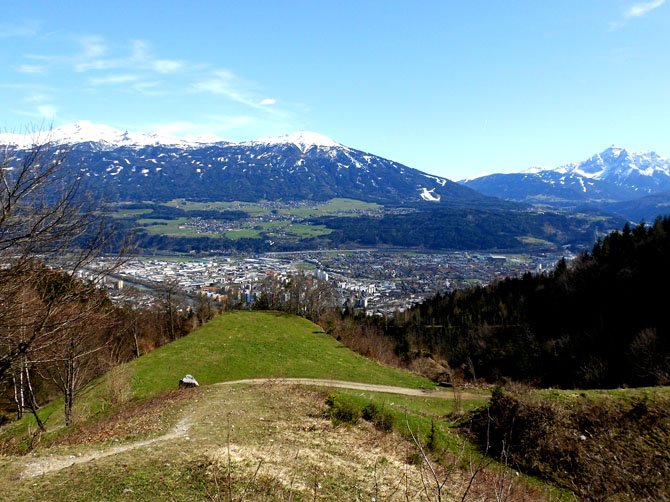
[421,173,448,186]
[419,187,441,201]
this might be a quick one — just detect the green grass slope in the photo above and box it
[3,310,433,443]
[127,311,431,399]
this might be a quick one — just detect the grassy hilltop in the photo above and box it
[4,310,663,501]
[127,310,432,398]
[0,311,504,501]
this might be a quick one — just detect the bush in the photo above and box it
[325,394,360,425]
[360,401,394,432]
[374,407,394,432]
[361,402,380,421]
[106,365,132,406]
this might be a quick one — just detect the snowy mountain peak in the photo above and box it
[0,121,229,149]
[523,164,554,175]
[250,131,343,152]
[463,145,670,206]
[0,122,346,153]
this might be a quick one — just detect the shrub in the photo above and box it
[360,401,394,432]
[407,450,422,465]
[325,394,360,425]
[374,407,394,432]
[361,402,380,421]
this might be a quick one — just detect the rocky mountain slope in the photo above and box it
[462,146,670,207]
[1,121,491,206]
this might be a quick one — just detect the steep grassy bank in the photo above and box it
[469,387,670,501]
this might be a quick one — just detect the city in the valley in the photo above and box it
[100,249,572,313]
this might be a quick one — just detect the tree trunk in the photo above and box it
[64,359,74,426]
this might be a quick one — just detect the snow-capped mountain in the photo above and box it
[1,121,494,206]
[461,146,670,205]
[247,131,342,152]
[0,121,229,150]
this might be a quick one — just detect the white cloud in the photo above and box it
[75,58,120,72]
[259,98,276,106]
[37,105,57,118]
[150,116,255,136]
[191,70,270,110]
[131,81,166,96]
[80,35,108,59]
[0,20,41,39]
[25,92,52,103]
[17,64,46,74]
[153,59,184,73]
[74,37,187,77]
[625,0,665,17]
[131,40,150,61]
[88,74,140,85]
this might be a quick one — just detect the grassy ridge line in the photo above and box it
[127,310,433,399]
[5,311,433,437]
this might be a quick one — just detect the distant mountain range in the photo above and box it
[1,121,493,207]
[1,122,632,252]
[461,146,670,221]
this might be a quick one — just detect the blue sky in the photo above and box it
[1,1,668,179]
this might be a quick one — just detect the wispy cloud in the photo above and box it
[6,33,290,135]
[150,116,255,136]
[191,70,282,113]
[37,105,57,118]
[610,0,665,28]
[15,103,58,120]
[81,35,108,58]
[25,91,52,103]
[624,0,666,17]
[88,74,140,86]
[17,64,46,74]
[191,70,256,105]
[74,37,186,75]
[130,80,166,96]
[0,20,41,39]
[153,60,185,73]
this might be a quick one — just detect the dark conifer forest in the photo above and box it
[359,217,670,388]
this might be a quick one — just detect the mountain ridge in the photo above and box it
[2,121,498,206]
[461,146,670,205]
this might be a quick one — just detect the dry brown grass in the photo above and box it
[49,387,199,447]
[2,383,552,501]
[198,385,548,501]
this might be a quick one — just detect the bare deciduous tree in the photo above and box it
[0,130,128,425]
[156,278,187,342]
[34,284,112,425]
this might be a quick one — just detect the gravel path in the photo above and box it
[214,377,486,401]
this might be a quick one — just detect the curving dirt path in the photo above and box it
[18,379,486,480]
[214,377,487,401]
[20,417,192,480]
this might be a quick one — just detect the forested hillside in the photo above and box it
[341,217,670,388]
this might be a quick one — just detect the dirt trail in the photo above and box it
[20,417,192,480]
[18,379,486,480]
[215,377,487,401]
